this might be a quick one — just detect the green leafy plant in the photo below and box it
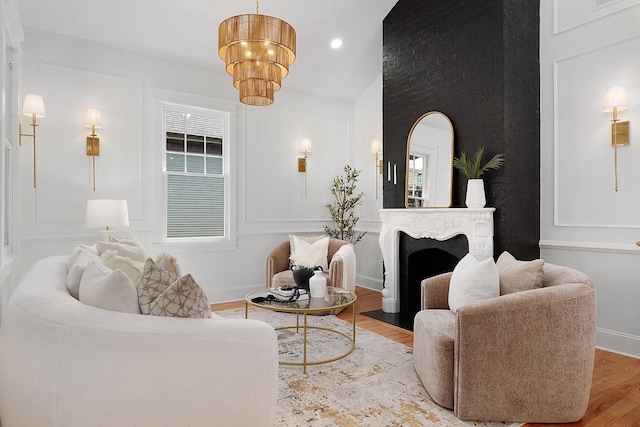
[453,147,504,179]
[323,165,366,245]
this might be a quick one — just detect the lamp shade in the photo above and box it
[85,200,129,229]
[22,94,45,118]
[371,139,382,154]
[602,85,629,112]
[84,108,103,129]
[301,137,312,153]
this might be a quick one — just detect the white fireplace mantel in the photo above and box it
[378,208,495,313]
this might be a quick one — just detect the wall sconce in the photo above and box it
[85,199,129,242]
[602,85,629,192]
[84,108,102,192]
[371,139,383,199]
[19,94,46,188]
[298,137,312,198]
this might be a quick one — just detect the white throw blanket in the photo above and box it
[334,244,356,292]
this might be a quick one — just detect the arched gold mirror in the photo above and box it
[405,111,454,208]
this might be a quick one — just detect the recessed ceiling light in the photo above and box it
[330,38,343,49]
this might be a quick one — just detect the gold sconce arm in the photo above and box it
[602,86,629,192]
[84,109,102,192]
[19,113,39,188]
[298,137,312,198]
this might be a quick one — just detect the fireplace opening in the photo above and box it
[398,233,468,329]
[364,232,470,330]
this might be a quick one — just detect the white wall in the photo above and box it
[14,26,385,307]
[540,1,640,357]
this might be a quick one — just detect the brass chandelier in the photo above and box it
[218,0,296,106]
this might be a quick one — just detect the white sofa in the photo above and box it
[0,256,278,427]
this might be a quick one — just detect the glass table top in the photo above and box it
[246,286,357,313]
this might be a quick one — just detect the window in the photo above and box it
[407,154,427,207]
[163,106,228,239]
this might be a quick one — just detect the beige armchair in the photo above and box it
[265,238,355,291]
[413,262,597,423]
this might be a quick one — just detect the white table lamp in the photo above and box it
[85,199,129,241]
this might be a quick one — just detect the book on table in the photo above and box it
[269,286,307,298]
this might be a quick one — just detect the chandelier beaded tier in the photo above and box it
[218,1,296,106]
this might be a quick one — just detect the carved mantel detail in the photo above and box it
[379,208,495,313]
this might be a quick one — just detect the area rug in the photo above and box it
[216,308,522,427]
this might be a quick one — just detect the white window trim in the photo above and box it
[152,90,239,253]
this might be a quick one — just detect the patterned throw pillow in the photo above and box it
[448,253,500,313]
[97,233,148,263]
[148,274,211,318]
[136,258,178,315]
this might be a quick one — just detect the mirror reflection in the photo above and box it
[405,111,454,208]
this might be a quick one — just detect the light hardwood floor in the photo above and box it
[211,286,640,427]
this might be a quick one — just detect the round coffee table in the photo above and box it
[245,286,357,373]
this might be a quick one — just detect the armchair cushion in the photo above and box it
[448,254,499,313]
[496,251,544,295]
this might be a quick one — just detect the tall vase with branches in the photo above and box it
[453,147,504,208]
[323,165,366,245]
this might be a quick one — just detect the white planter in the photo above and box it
[465,179,486,208]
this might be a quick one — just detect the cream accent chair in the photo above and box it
[413,262,597,423]
[265,238,354,291]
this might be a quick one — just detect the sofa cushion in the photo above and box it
[97,233,147,263]
[148,274,211,318]
[79,261,141,314]
[100,250,145,284]
[67,249,102,299]
[448,253,499,313]
[136,258,178,314]
[496,251,545,295]
[289,235,329,271]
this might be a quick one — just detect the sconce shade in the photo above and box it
[371,139,382,154]
[218,5,296,106]
[85,199,129,229]
[22,94,46,118]
[84,108,103,129]
[301,137,312,153]
[602,85,629,112]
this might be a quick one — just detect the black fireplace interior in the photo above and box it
[362,233,469,331]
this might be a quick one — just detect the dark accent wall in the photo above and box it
[382,0,540,259]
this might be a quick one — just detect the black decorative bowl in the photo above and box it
[291,266,316,290]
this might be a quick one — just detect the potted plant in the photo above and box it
[323,165,366,245]
[453,147,504,208]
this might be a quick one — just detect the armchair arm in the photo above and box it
[265,241,291,288]
[421,272,453,310]
[453,283,596,423]
[328,256,344,288]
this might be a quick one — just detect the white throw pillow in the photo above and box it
[96,233,147,263]
[67,249,102,299]
[79,261,141,314]
[290,235,329,271]
[448,253,499,313]
[100,250,145,284]
[67,244,97,270]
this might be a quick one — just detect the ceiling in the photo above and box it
[18,0,399,101]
